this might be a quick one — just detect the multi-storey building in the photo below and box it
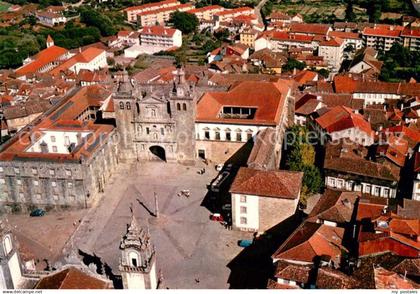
[401,25,420,51]
[137,3,194,27]
[318,36,344,71]
[186,5,224,21]
[139,26,182,48]
[213,7,254,22]
[195,79,294,163]
[0,86,119,211]
[124,0,179,23]
[362,25,404,51]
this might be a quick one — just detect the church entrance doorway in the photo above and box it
[149,145,166,161]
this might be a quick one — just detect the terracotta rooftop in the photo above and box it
[35,267,111,289]
[230,167,303,199]
[124,0,178,12]
[329,31,361,40]
[197,80,292,126]
[137,3,193,16]
[374,266,419,289]
[274,260,312,284]
[363,26,403,38]
[50,47,105,75]
[290,23,331,35]
[0,85,113,162]
[316,267,360,289]
[140,25,177,37]
[15,45,68,77]
[307,190,359,224]
[272,222,346,263]
[315,105,373,136]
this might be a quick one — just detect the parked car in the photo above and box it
[238,239,253,248]
[30,208,45,217]
[210,213,224,222]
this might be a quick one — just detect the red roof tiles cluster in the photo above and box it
[230,167,303,199]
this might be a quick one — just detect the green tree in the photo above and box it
[169,11,199,34]
[80,8,117,36]
[282,57,306,72]
[345,0,356,22]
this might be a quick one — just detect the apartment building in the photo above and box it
[137,3,194,27]
[124,0,179,22]
[139,26,182,48]
[187,5,224,21]
[362,25,404,51]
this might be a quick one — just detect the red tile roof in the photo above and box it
[140,25,177,37]
[401,26,420,38]
[230,167,303,199]
[290,23,331,35]
[261,30,314,43]
[214,6,254,17]
[272,222,346,262]
[374,267,419,289]
[50,47,105,75]
[137,3,193,16]
[319,36,344,47]
[124,0,178,12]
[196,80,292,126]
[35,267,111,289]
[363,26,403,38]
[329,31,361,40]
[15,46,68,77]
[187,5,223,14]
[315,105,373,136]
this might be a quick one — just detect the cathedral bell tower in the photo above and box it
[119,214,157,289]
[170,67,196,165]
[113,71,138,161]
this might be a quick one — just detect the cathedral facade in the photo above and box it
[113,68,196,165]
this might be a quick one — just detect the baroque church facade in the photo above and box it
[113,68,197,165]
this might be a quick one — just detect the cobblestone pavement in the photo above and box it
[69,161,252,289]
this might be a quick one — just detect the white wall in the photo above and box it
[325,176,396,198]
[26,130,92,154]
[195,122,269,142]
[329,127,374,146]
[232,193,259,231]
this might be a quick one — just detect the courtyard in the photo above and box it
[67,161,253,289]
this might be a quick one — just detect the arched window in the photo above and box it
[136,103,140,115]
[128,251,140,267]
[119,102,124,109]
[225,128,231,141]
[177,103,181,111]
[126,102,131,110]
[3,235,12,255]
[153,133,158,140]
[182,103,187,111]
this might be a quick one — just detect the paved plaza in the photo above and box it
[69,161,252,289]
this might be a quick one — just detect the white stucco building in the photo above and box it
[230,167,302,232]
[318,36,344,72]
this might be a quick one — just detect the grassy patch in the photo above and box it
[0,1,11,12]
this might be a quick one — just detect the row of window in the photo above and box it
[201,130,253,141]
[0,167,72,177]
[327,177,390,197]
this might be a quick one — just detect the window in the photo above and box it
[32,168,37,175]
[161,128,164,135]
[33,180,39,186]
[49,169,55,176]
[151,109,156,117]
[126,102,131,110]
[236,132,242,141]
[3,235,12,255]
[177,103,181,111]
[240,206,247,214]
[246,132,253,141]
[64,136,70,146]
[240,195,247,203]
[51,136,56,143]
[215,131,220,140]
[364,184,371,194]
[14,168,19,174]
[225,131,231,141]
[240,217,247,225]
[119,102,124,109]
[51,181,57,187]
[65,169,72,176]
[16,179,21,185]
[68,182,73,188]
[383,188,390,197]
[146,127,150,135]
[182,103,187,111]
[52,146,58,152]
[374,187,380,196]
